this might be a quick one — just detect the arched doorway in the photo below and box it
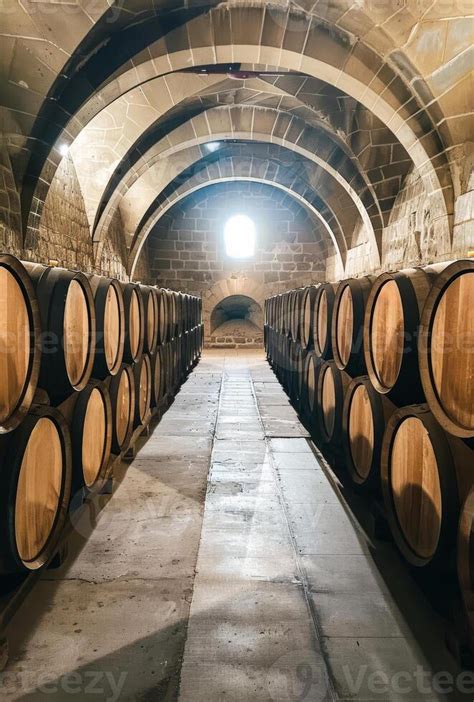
[209,295,263,348]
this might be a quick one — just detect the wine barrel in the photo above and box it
[24,263,96,402]
[140,286,159,355]
[332,277,373,376]
[364,267,438,405]
[0,405,72,573]
[0,254,42,433]
[458,489,474,653]
[71,380,112,494]
[122,283,145,363]
[316,361,351,445]
[289,289,303,342]
[88,275,125,379]
[159,289,172,343]
[381,404,472,568]
[300,285,319,351]
[302,351,321,424]
[108,365,135,454]
[418,260,473,438]
[133,353,151,426]
[151,350,162,407]
[312,283,336,359]
[342,376,396,491]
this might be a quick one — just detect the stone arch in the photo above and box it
[203,277,267,341]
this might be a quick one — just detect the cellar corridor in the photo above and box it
[3,350,465,701]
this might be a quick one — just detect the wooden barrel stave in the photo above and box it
[122,283,145,364]
[88,275,125,379]
[312,283,336,359]
[71,380,112,495]
[381,404,471,568]
[24,264,96,402]
[0,255,42,433]
[0,406,72,573]
[332,277,373,376]
[133,353,151,427]
[418,260,474,438]
[108,365,135,454]
[316,361,351,445]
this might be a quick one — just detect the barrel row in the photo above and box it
[0,254,202,433]
[0,324,203,576]
[265,259,473,649]
[265,259,473,438]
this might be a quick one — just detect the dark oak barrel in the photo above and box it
[71,380,112,495]
[24,263,96,402]
[316,361,351,445]
[381,404,472,568]
[151,350,162,407]
[312,283,336,359]
[342,376,396,491]
[302,351,321,428]
[0,254,42,433]
[122,283,145,363]
[140,285,159,355]
[458,489,474,654]
[0,405,72,573]
[88,275,125,379]
[289,289,303,343]
[108,365,135,454]
[332,276,373,376]
[364,267,439,405]
[300,285,319,351]
[418,260,473,438]
[133,353,152,427]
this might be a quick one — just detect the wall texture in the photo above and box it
[142,181,328,342]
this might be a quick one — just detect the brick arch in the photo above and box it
[22,6,454,250]
[203,278,266,340]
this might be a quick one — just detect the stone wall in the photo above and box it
[142,181,328,344]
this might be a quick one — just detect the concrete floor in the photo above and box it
[2,350,468,701]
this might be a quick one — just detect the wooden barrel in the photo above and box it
[381,404,472,568]
[289,289,303,342]
[122,283,144,363]
[312,283,336,359]
[71,380,112,494]
[281,292,292,337]
[302,351,321,420]
[108,365,135,454]
[140,286,159,355]
[133,353,151,426]
[316,361,351,445]
[24,263,96,402]
[159,289,171,343]
[342,376,396,491]
[151,350,162,407]
[418,260,473,438]
[458,489,474,653]
[364,267,437,405]
[88,275,124,379]
[332,277,373,376]
[0,405,72,573]
[0,254,42,433]
[300,285,319,351]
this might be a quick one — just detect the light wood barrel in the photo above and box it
[332,277,373,376]
[122,283,145,363]
[140,286,159,355]
[0,255,42,433]
[342,376,396,491]
[24,263,96,402]
[159,289,171,343]
[316,361,351,445]
[133,353,151,426]
[300,286,319,351]
[0,406,72,573]
[88,275,125,379]
[71,380,112,494]
[364,267,437,405]
[418,260,473,438]
[381,404,471,568]
[108,365,135,454]
[312,283,336,359]
[458,489,474,653]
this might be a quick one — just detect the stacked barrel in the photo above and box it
[265,260,473,647]
[0,254,202,576]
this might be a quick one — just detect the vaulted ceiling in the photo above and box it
[1,1,471,276]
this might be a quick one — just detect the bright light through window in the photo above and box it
[224,214,256,258]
